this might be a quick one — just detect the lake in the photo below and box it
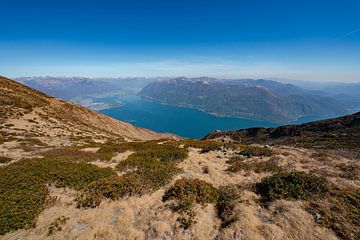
[99,95,336,139]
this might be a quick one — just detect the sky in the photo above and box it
[0,0,359,82]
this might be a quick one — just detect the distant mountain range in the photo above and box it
[15,76,165,100]
[15,77,122,100]
[15,76,360,123]
[139,77,350,123]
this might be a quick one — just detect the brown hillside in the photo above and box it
[0,76,174,146]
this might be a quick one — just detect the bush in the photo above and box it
[117,156,182,191]
[76,174,143,208]
[0,158,116,235]
[255,171,329,201]
[216,184,242,227]
[76,140,188,208]
[97,140,187,162]
[163,178,219,211]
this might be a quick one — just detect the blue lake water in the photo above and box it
[99,95,336,139]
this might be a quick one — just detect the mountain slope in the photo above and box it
[0,76,359,240]
[0,76,174,146]
[139,78,347,123]
[205,111,360,154]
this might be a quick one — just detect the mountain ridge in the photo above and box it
[139,77,348,123]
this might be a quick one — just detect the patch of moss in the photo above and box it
[255,171,329,201]
[0,158,116,235]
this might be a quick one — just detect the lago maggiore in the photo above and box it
[99,95,336,139]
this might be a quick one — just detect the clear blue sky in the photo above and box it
[1,0,359,82]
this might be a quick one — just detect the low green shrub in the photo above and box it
[96,140,187,162]
[163,178,220,211]
[0,158,116,235]
[163,179,244,228]
[255,171,329,201]
[216,184,242,227]
[117,156,182,191]
[76,140,187,208]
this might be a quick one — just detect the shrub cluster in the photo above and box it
[0,158,116,235]
[163,178,220,211]
[216,184,242,227]
[163,178,242,228]
[255,171,360,240]
[96,140,187,161]
[255,171,329,201]
[77,140,188,208]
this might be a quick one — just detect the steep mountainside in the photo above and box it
[0,76,173,146]
[139,78,347,123]
[205,112,360,155]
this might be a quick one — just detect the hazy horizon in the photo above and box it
[1,0,360,82]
